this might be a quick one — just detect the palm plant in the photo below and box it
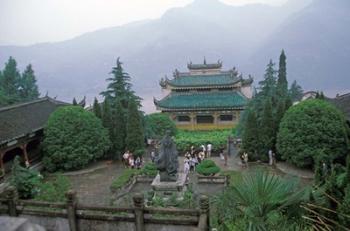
[214,171,309,231]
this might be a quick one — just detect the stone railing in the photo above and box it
[197,175,228,186]
[0,186,210,231]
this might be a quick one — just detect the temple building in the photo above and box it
[0,97,68,175]
[154,60,253,130]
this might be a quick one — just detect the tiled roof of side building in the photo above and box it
[0,97,68,144]
[166,73,240,88]
[328,93,350,121]
[155,91,248,110]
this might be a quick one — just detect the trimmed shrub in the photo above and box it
[175,129,233,153]
[141,162,158,177]
[145,113,177,139]
[277,99,349,168]
[10,156,42,199]
[43,106,111,172]
[196,159,220,176]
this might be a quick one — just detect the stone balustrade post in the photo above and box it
[65,190,78,231]
[133,193,145,231]
[6,186,18,217]
[198,195,210,231]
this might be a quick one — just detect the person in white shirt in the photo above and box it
[207,143,212,158]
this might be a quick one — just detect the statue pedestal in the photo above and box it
[151,173,188,199]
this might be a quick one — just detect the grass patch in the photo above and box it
[34,174,71,202]
[140,162,158,177]
[220,170,243,186]
[110,169,140,191]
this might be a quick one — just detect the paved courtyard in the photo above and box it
[64,155,313,206]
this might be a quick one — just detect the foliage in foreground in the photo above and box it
[175,129,233,153]
[144,113,177,139]
[10,156,42,199]
[277,99,349,168]
[214,171,309,230]
[43,106,111,172]
[35,174,71,202]
[196,159,220,176]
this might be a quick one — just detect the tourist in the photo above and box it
[272,151,276,166]
[123,150,130,168]
[129,154,135,169]
[201,144,206,156]
[243,152,249,168]
[185,151,191,159]
[198,151,205,162]
[224,149,228,167]
[190,145,195,156]
[150,150,155,163]
[184,157,190,175]
[135,156,141,169]
[268,149,273,166]
[207,143,212,158]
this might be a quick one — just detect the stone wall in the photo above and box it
[0,187,209,231]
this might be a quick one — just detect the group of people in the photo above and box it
[122,150,143,169]
[183,143,213,174]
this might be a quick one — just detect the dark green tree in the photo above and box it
[102,99,114,146]
[144,113,177,139]
[92,97,102,119]
[125,99,144,155]
[101,58,140,108]
[72,98,77,105]
[277,100,349,168]
[260,99,275,158]
[289,80,303,102]
[43,106,110,171]
[10,156,41,199]
[112,100,126,160]
[275,99,286,132]
[0,57,21,103]
[19,64,40,101]
[242,110,260,160]
[258,60,277,99]
[276,50,288,99]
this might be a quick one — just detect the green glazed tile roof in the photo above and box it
[167,73,239,87]
[155,91,247,110]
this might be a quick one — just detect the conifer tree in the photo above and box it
[72,98,77,105]
[260,99,275,157]
[275,100,285,133]
[19,64,40,101]
[113,100,126,159]
[92,97,102,119]
[0,57,21,103]
[242,110,260,160]
[101,57,140,108]
[125,99,144,155]
[258,60,277,99]
[102,99,113,136]
[276,50,288,99]
[289,80,303,102]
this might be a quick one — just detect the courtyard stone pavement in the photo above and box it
[66,155,313,206]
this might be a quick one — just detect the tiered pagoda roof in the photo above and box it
[154,91,247,111]
[155,60,252,112]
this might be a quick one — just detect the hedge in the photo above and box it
[175,129,233,153]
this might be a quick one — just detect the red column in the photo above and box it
[0,150,4,175]
[21,144,30,167]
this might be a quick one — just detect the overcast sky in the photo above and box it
[0,0,287,46]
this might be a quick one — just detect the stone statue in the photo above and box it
[155,130,178,182]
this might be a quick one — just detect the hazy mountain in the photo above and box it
[1,0,337,113]
[248,0,350,94]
